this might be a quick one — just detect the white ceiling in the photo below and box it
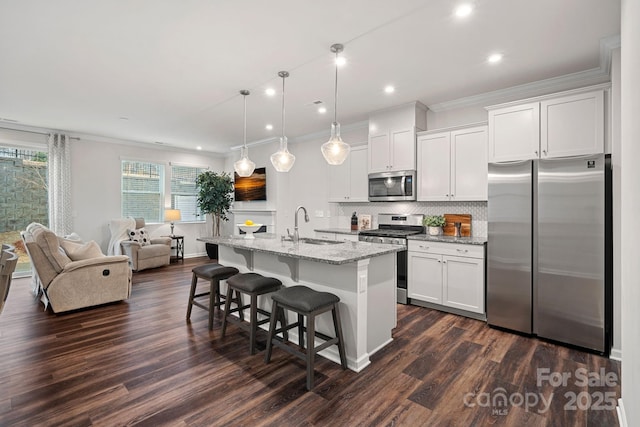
[0,0,621,153]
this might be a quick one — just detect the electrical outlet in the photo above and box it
[315,210,324,218]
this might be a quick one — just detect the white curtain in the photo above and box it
[48,133,72,235]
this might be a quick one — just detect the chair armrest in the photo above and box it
[150,237,171,245]
[119,240,141,258]
[62,255,130,273]
[120,240,141,248]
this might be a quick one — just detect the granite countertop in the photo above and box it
[198,234,404,265]
[314,228,360,235]
[407,234,487,245]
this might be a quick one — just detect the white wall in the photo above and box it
[69,136,225,257]
[427,105,487,130]
[610,48,622,359]
[620,0,640,424]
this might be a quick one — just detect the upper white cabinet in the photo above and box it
[328,145,368,202]
[487,86,606,162]
[368,102,427,173]
[541,90,605,158]
[488,102,540,162]
[417,124,488,201]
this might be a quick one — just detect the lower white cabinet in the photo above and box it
[408,240,485,315]
[315,231,359,242]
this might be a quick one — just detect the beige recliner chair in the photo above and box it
[108,218,171,271]
[21,223,131,313]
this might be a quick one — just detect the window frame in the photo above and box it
[169,163,208,223]
[120,159,165,224]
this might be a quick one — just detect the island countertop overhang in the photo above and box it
[197,234,404,265]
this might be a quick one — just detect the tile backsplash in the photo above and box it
[333,201,488,237]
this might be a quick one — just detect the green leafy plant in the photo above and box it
[423,215,446,227]
[196,171,234,236]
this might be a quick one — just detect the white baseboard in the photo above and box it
[185,252,208,259]
[617,398,627,427]
[610,348,623,361]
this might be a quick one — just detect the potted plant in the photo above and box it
[196,171,234,258]
[423,215,446,236]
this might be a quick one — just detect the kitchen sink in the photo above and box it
[299,238,343,245]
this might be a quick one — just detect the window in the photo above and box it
[0,146,48,276]
[121,160,164,223]
[170,165,207,222]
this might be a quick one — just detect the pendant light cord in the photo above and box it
[281,74,286,138]
[334,50,339,124]
[243,93,247,149]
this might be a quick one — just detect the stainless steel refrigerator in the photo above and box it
[487,154,612,354]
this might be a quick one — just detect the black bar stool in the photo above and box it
[264,285,347,390]
[186,263,240,330]
[221,272,283,354]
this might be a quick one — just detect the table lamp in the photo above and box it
[165,209,181,236]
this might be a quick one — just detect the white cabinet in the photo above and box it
[328,145,368,202]
[408,240,485,315]
[541,90,605,158]
[487,86,605,162]
[417,125,488,201]
[368,102,427,173]
[314,231,359,242]
[369,128,416,172]
[407,250,443,304]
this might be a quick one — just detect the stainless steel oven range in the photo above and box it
[358,213,424,304]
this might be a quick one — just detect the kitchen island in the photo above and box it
[198,234,404,371]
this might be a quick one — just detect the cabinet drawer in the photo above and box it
[315,232,336,240]
[408,240,484,258]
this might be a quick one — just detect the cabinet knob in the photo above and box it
[535,150,539,156]
[456,248,468,253]
[542,149,547,156]
[438,260,441,263]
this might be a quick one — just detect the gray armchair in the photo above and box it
[109,218,171,271]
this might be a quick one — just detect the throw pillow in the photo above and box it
[128,228,149,246]
[59,240,105,261]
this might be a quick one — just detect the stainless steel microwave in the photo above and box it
[368,170,416,201]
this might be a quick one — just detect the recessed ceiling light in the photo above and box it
[265,88,276,96]
[384,85,395,94]
[196,146,202,150]
[488,53,503,64]
[455,3,473,18]
[265,124,273,130]
[335,56,346,67]
[318,106,327,114]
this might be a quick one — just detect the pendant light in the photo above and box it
[270,71,295,172]
[233,90,256,177]
[321,43,350,165]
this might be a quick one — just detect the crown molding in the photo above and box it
[429,35,620,113]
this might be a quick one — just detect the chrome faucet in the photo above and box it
[289,205,309,243]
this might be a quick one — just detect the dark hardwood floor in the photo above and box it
[0,257,620,426]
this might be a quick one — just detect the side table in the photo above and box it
[163,235,184,263]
